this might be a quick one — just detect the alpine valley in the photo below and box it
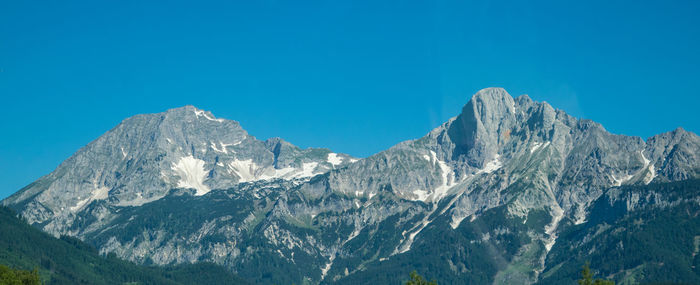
[4,88,699,284]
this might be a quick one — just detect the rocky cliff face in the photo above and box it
[326,88,696,226]
[4,88,699,284]
[3,106,355,235]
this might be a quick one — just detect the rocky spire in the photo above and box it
[447,87,517,166]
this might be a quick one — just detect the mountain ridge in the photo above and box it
[4,105,356,229]
[3,87,699,284]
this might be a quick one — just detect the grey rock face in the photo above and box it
[3,106,355,234]
[324,88,697,222]
[3,88,699,284]
[645,127,700,181]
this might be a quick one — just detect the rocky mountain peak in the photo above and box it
[2,106,355,230]
[515,93,534,104]
[649,126,697,142]
[446,87,517,165]
[469,87,515,109]
[644,127,700,182]
[164,105,221,120]
[264,137,296,151]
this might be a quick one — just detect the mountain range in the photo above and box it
[4,87,699,284]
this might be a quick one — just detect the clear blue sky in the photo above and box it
[1,0,699,199]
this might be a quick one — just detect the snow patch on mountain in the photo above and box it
[431,151,455,201]
[228,159,258,182]
[530,141,550,154]
[229,159,322,183]
[210,142,226,153]
[544,206,564,252]
[409,151,455,202]
[612,173,634,186]
[172,156,211,196]
[412,190,429,201]
[70,186,110,212]
[194,108,224,123]
[327,153,343,166]
[321,260,333,280]
[641,151,656,184]
[450,215,467,229]
[395,218,432,255]
[211,141,238,154]
[293,162,320,179]
[368,192,376,200]
[573,211,587,225]
[258,167,297,181]
[478,154,502,174]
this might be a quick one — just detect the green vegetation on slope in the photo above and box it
[0,264,40,284]
[539,179,700,285]
[0,206,247,285]
[334,180,700,285]
[400,262,613,285]
[578,262,614,285]
[405,270,438,285]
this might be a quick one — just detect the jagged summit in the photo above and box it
[328,87,698,220]
[515,93,533,102]
[448,87,517,162]
[3,106,356,229]
[469,87,513,104]
[164,105,227,123]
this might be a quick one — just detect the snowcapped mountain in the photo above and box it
[3,88,699,284]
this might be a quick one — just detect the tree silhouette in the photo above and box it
[578,262,614,285]
[405,270,437,285]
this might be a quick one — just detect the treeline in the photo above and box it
[0,206,247,285]
[403,263,614,285]
[539,179,700,284]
